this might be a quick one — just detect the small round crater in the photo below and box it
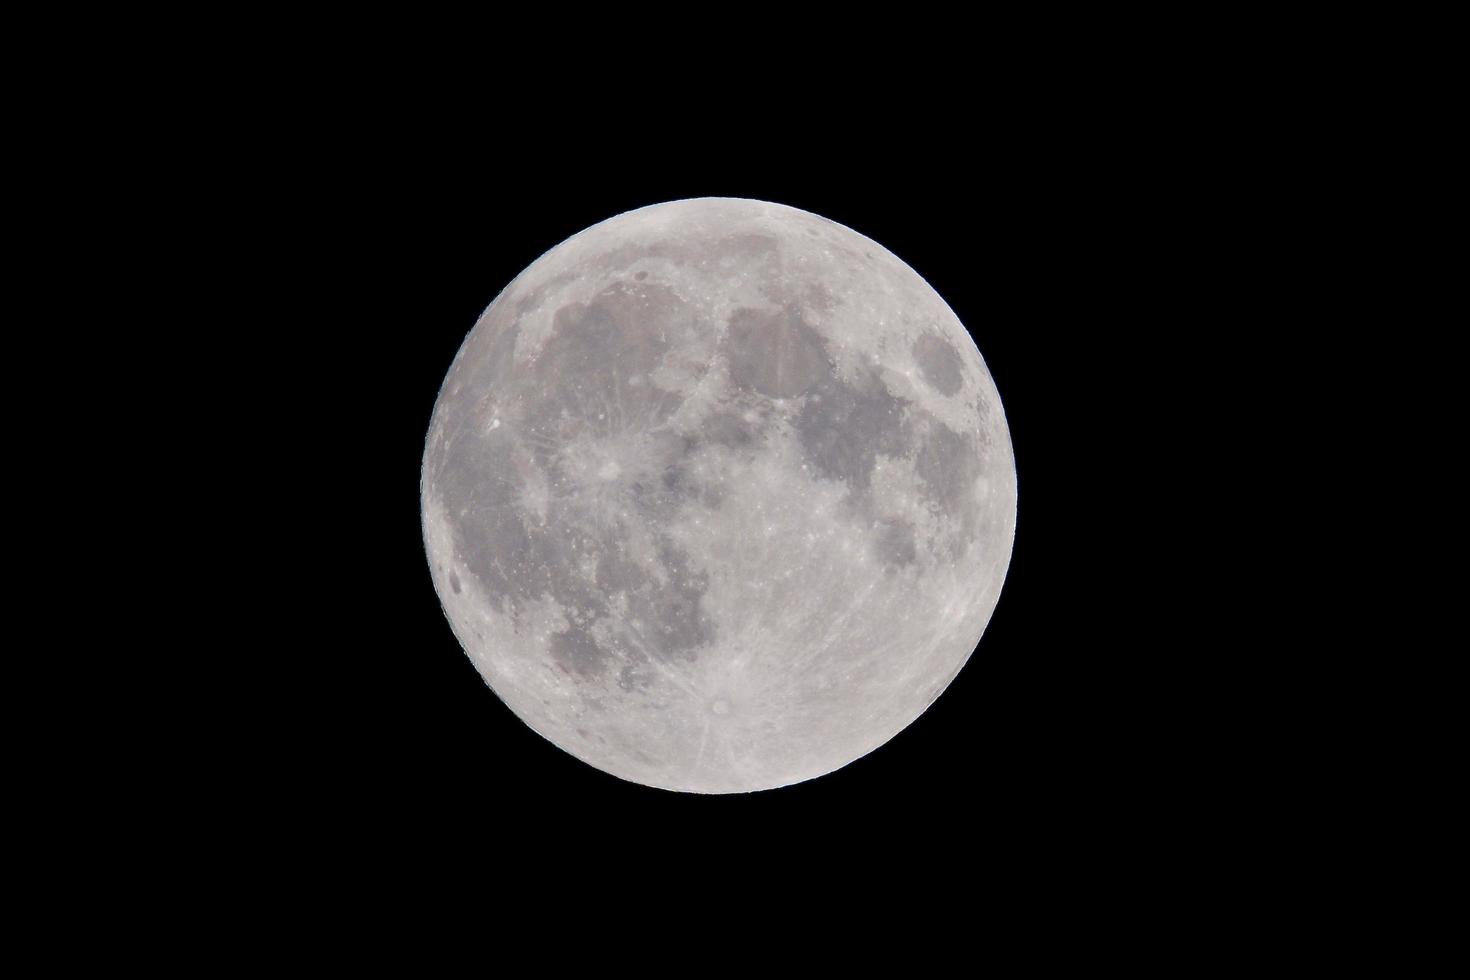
[634,271,648,280]
[711,699,731,716]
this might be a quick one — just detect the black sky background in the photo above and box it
[10,19,1357,939]
[252,107,1228,882]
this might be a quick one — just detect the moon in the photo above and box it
[421,198,1016,793]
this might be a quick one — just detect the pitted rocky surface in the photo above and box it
[422,199,1015,792]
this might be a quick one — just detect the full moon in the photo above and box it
[421,198,1016,793]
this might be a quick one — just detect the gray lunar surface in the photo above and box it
[421,198,1016,792]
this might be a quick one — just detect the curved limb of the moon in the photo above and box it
[422,198,1016,793]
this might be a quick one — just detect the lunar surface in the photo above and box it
[421,198,1016,793]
